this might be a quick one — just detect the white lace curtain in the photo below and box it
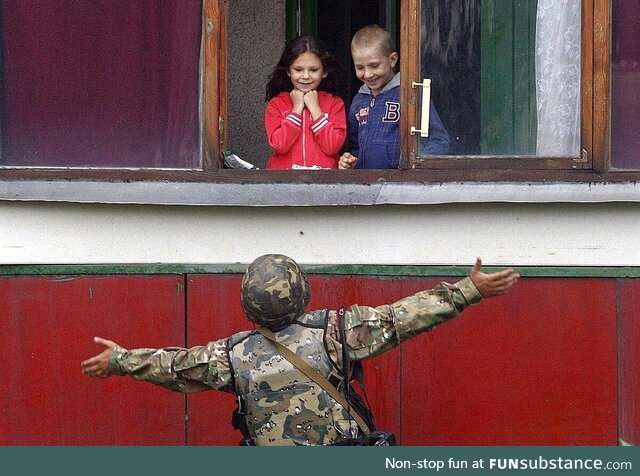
[535,0,581,156]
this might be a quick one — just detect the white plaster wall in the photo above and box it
[1,201,639,267]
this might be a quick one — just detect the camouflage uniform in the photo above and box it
[109,274,481,446]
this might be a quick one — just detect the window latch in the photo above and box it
[218,117,225,145]
[410,79,431,138]
[572,149,590,168]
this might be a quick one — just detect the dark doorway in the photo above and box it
[287,0,399,110]
[318,0,398,107]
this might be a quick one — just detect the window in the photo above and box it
[611,0,640,170]
[401,0,614,181]
[0,0,633,188]
[0,0,205,168]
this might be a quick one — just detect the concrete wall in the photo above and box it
[227,0,285,168]
[2,200,640,267]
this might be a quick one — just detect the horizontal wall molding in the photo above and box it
[2,180,640,206]
[3,263,640,278]
[3,201,640,267]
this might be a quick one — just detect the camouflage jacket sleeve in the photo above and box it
[108,338,235,394]
[328,276,481,362]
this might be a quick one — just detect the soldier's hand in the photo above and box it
[81,336,118,378]
[469,257,519,297]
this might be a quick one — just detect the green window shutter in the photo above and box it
[480,0,537,155]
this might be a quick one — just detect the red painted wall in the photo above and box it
[0,273,622,445]
[0,275,186,445]
[402,278,617,445]
[171,274,620,446]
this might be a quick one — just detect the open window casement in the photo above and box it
[400,0,609,177]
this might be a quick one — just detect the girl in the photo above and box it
[265,36,347,169]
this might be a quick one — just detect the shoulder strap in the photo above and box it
[256,326,371,436]
[336,307,375,431]
[337,307,364,388]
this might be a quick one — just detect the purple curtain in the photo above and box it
[1,0,202,167]
[611,0,640,169]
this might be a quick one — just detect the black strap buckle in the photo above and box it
[328,371,344,389]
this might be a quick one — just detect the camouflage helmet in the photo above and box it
[241,254,311,328]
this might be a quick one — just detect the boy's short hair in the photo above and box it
[351,24,396,55]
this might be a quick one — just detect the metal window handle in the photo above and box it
[410,79,431,138]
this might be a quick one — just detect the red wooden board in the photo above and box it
[0,275,185,445]
[401,278,617,445]
[618,279,640,445]
[186,274,249,445]
[1,273,620,446]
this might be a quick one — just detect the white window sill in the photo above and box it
[1,180,640,206]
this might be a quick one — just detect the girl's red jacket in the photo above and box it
[265,91,346,169]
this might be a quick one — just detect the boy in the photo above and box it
[339,24,449,169]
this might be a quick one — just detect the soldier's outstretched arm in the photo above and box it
[81,336,234,393]
[341,257,519,361]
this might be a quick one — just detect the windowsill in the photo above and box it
[1,178,640,206]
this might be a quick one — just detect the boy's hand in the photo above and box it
[469,257,520,297]
[290,89,305,114]
[339,152,358,169]
[81,336,119,378]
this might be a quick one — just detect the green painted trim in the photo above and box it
[285,0,317,41]
[307,265,640,278]
[3,264,640,278]
[301,0,317,36]
[285,0,298,41]
[0,264,245,276]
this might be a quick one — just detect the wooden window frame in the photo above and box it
[400,0,619,182]
[0,0,229,182]
[0,0,635,185]
[201,0,227,172]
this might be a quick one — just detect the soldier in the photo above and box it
[81,254,519,446]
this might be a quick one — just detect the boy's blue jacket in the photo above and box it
[347,73,450,169]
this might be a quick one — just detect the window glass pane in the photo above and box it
[1,0,201,168]
[611,0,640,169]
[418,0,581,157]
